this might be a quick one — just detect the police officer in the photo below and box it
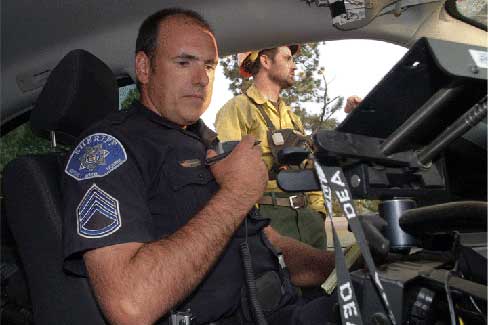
[62,8,337,325]
[216,47,330,251]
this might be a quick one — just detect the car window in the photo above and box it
[119,83,139,110]
[1,84,140,172]
[0,124,53,172]
[446,0,487,30]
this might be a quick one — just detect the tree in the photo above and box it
[121,87,140,110]
[220,43,343,132]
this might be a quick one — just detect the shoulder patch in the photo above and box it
[65,133,127,181]
[77,184,121,238]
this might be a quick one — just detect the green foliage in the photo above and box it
[121,88,140,110]
[355,199,380,213]
[220,43,342,132]
[294,106,340,132]
[220,54,247,95]
[330,199,378,216]
[0,124,53,172]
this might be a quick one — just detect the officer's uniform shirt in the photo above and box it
[62,102,284,323]
[215,84,325,214]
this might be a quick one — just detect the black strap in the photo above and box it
[246,94,277,131]
[245,94,302,133]
[256,104,278,131]
[314,161,397,325]
[314,162,364,325]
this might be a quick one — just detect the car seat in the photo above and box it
[2,49,119,325]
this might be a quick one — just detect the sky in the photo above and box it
[202,39,408,130]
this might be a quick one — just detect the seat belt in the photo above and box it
[314,161,397,325]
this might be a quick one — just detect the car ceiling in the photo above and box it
[1,0,486,127]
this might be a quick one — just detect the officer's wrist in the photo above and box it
[216,187,257,218]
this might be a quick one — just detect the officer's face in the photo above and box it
[267,46,296,89]
[137,15,218,126]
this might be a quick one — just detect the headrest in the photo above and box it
[30,49,118,145]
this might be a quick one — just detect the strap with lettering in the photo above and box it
[314,161,363,325]
[315,161,397,325]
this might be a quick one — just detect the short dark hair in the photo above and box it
[247,48,279,77]
[135,8,213,89]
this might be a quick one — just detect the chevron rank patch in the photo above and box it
[77,184,121,238]
[65,133,127,181]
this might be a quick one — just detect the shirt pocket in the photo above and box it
[164,147,216,192]
[162,156,217,226]
[167,164,214,191]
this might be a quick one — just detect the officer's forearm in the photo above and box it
[264,226,335,287]
[84,189,250,325]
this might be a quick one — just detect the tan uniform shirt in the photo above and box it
[215,84,326,214]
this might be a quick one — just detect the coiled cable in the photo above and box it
[240,239,268,325]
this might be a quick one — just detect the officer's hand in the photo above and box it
[208,135,267,205]
[344,95,362,114]
[349,213,390,262]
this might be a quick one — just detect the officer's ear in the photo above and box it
[135,51,151,86]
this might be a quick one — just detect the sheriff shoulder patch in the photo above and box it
[77,184,121,238]
[65,133,127,181]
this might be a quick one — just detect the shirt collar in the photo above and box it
[133,101,217,147]
[187,120,218,148]
[133,101,181,129]
[245,83,286,111]
[245,83,268,105]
